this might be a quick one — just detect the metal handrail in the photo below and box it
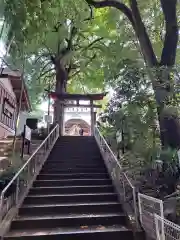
[123,172,134,190]
[94,126,139,227]
[94,127,122,169]
[1,125,58,197]
[94,127,134,189]
[0,124,59,225]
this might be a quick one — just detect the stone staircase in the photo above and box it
[5,136,134,239]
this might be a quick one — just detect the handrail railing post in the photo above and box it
[0,194,4,222]
[15,177,19,205]
[122,178,126,201]
[133,187,139,228]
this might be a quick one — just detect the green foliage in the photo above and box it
[2,0,110,107]
[101,60,161,163]
[2,0,179,110]
[159,147,178,164]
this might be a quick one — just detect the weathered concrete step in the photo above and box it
[46,158,102,163]
[54,141,97,144]
[44,162,103,167]
[33,179,112,187]
[11,213,126,230]
[24,193,118,205]
[51,152,101,155]
[40,168,107,174]
[51,149,100,153]
[29,185,114,195]
[53,143,98,146]
[5,224,133,240]
[19,202,122,215]
[53,142,98,146]
[37,173,109,180]
[50,146,100,150]
[44,160,106,168]
[43,163,104,168]
[44,163,105,168]
[55,140,97,143]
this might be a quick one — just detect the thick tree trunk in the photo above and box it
[54,63,68,135]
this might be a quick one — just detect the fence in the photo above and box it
[94,126,139,227]
[138,193,164,239]
[0,124,59,224]
[155,214,180,240]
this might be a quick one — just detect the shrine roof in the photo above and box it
[0,67,31,111]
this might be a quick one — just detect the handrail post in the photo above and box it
[133,187,139,228]
[0,193,4,222]
[122,178,126,201]
[15,177,20,205]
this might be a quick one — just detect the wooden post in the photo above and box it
[90,100,94,136]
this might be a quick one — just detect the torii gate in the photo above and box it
[49,92,106,135]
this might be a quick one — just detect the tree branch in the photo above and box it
[65,26,78,51]
[129,0,157,66]
[53,22,63,32]
[69,70,81,79]
[69,53,97,79]
[83,37,104,51]
[86,0,157,66]
[67,61,72,74]
[38,68,54,81]
[58,39,63,55]
[40,61,53,74]
[85,0,135,27]
[83,4,94,21]
[59,26,78,57]
[42,42,53,56]
[35,53,51,63]
[160,0,178,66]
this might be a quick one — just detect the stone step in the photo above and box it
[40,168,107,174]
[19,202,122,216]
[47,158,102,162]
[43,162,104,167]
[23,193,118,205]
[11,213,126,230]
[29,185,114,195]
[33,179,112,187]
[37,173,109,180]
[5,225,133,240]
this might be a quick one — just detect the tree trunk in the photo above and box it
[54,63,68,135]
[130,0,179,148]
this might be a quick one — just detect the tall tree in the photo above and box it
[3,0,107,127]
[85,0,180,148]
